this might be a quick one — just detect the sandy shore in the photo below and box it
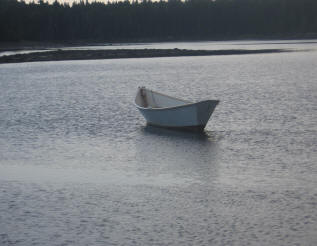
[0,48,286,64]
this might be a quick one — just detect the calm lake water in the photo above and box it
[0,41,317,245]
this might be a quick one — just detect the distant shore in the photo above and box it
[1,34,317,52]
[0,48,287,64]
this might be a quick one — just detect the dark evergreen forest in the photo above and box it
[1,0,317,42]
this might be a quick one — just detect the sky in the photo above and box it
[24,0,140,3]
[23,0,109,4]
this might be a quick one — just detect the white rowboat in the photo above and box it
[135,87,219,131]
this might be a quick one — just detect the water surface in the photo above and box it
[0,44,316,245]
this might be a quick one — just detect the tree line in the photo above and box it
[1,0,317,42]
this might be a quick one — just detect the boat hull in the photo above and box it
[136,100,219,131]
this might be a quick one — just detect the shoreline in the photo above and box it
[1,35,317,51]
[0,48,287,64]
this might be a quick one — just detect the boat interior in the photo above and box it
[135,87,190,109]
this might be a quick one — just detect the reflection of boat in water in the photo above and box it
[142,125,210,140]
[135,87,219,131]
